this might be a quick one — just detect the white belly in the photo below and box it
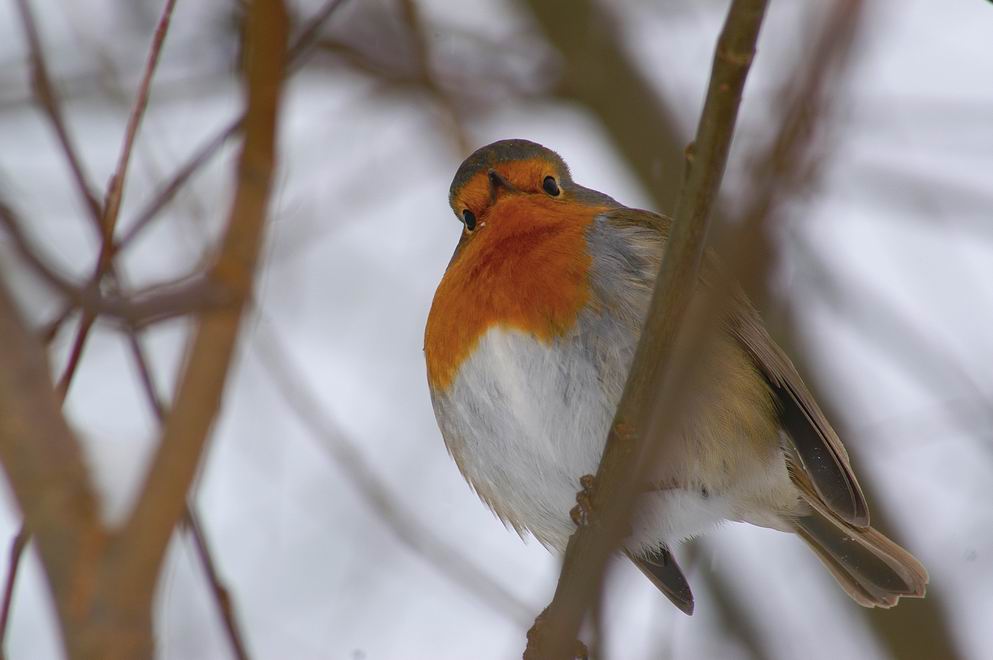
[431,324,795,554]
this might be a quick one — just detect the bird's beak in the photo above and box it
[487,169,516,202]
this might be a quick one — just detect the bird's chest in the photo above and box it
[429,319,627,546]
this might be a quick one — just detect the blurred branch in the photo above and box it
[112,0,288,622]
[126,324,253,660]
[2,0,176,621]
[114,0,352,256]
[37,0,353,348]
[254,322,532,628]
[57,0,175,396]
[0,277,103,657]
[183,508,251,660]
[794,240,993,437]
[101,0,177,237]
[0,204,231,324]
[398,0,470,154]
[848,160,993,239]
[527,2,768,657]
[523,0,689,214]
[0,525,29,656]
[696,561,771,660]
[13,0,103,229]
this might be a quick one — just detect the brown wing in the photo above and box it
[605,206,869,528]
[728,290,869,527]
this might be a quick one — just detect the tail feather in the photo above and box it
[794,511,928,608]
[626,548,694,615]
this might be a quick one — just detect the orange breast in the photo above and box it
[425,196,608,391]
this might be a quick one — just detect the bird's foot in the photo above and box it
[569,474,597,527]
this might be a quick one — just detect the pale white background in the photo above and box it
[0,0,991,658]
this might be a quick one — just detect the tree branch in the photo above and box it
[527,3,769,657]
[113,0,353,255]
[112,0,288,613]
[0,278,102,652]
[13,0,103,229]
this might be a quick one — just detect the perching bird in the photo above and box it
[424,139,927,614]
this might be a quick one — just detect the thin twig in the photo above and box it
[13,0,103,229]
[183,509,251,660]
[114,0,352,255]
[55,0,177,398]
[100,0,177,239]
[0,525,30,656]
[55,315,95,400]
[0,200,231,326]
[528,3,769,657]
[125,327,253,660]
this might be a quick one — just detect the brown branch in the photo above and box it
[0,278,103,656]
[100,0,177,239]
[111,0,288,619]
[125,327,254,660]
[398,0,470,154]
[0,525,29,656]
[183,509,252,660]
[114,0,352,256]
[527,3,769,657]
[524,0,688,214]
[0,201,231,326]
[13,0,103,230]
[55,0,177,399]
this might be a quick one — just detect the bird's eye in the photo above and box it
[542,176,561,197]
[462,209,477,231]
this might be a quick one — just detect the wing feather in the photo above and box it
[603,207,870,527]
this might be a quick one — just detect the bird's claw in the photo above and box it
[570,474,597,527]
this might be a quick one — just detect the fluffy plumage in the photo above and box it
[424,139,927,613]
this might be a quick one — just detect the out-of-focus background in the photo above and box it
[0,0,990,658]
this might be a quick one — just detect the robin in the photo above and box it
[423,139,927,614]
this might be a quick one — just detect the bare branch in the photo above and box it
[183,509,252,660]
[0,201,231,327]
[0,525,29,655]
[125,326,254,660]
[56,0,178,399]
[524,0,688,214]
[0,277,102,652]
[113,0,289,613]
[114,0,353,255]
[13,0,103,229]
[528,3,769,656]
[99,0,177,241]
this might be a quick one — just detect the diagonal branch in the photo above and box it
[0,200,232,327]
[113,0,353,256]
[111,0,289,611]
[13,0,103,229]
[527,1,769,657]
[36,0,354,346]
[57,0,178,398]
[0,278,102,648]
[524,0,688,214]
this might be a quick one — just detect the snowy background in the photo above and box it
[0,0,991,658]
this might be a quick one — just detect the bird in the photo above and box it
[423,138,927,614]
